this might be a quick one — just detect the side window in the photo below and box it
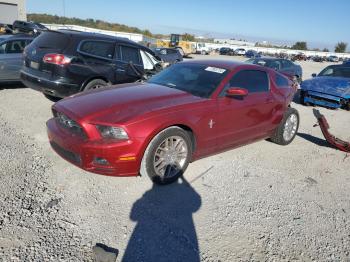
[1,40,26,54]
[120,45,141,64]
[229,70,269,93]
[167,49,177,54]
[79,41,114,59]
[275,74,289,88]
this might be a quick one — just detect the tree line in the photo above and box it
[291,41,348,53]
[27,13,167,39]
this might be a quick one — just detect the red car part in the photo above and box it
[313,109,350,152]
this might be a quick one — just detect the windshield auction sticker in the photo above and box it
[205,67,226,74]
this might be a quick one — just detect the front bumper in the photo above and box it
[303,90,344,109]
[20,69,80,98]
[46,118,143,177]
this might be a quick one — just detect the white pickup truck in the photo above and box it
[195,43,212,55]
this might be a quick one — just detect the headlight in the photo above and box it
[96,125,129,140]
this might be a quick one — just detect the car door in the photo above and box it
[0,39,27,81]
[114,44,144,83]
[216,69,276,150]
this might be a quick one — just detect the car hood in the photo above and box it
[301,76,350,98]
[55,82,203,123]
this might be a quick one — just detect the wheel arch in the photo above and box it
[80,76,112,91]
[138,123,197,174]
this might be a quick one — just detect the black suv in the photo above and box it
[21,30,161,100]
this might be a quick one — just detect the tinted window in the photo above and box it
[229,70,269,93]
[120,45,141,64]
[166,49,175,54]
[148,63,228,98]
[80,40,114,59]
[275,74,289,88]
[0,40,26,54]
[319,66,350,78]
[32,31,69,49]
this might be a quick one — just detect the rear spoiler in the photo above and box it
[313,109,350,152]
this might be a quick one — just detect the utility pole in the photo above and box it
[62,0,66,18]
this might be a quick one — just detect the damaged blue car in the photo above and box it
[300,64,350,110]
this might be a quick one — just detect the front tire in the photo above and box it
[141,127,192,185]
[270,107,299,145]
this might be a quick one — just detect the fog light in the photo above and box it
[93,157,110,166]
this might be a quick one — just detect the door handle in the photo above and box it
[116,68,126,72]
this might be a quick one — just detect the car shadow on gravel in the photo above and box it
[122,177,201,262]
[297,132,332,148]
[0,82,27,90]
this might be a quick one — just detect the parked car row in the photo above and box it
[219,47,262,58]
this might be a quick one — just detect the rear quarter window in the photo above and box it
[119,45,141,64]
[79,40,114,59]
[32,31,69,49]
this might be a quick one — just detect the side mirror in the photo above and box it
[225,87,249,97]
[312,73,317,77]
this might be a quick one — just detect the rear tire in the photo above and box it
[270,107,299,145]
[141,127,192,185]
[84,79,108,91]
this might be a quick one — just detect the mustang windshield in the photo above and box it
[318,66,350,78]
[148,63,228,98]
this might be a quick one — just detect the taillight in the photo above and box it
[43,53,71,65]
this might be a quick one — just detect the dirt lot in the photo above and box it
[0,55,350,261]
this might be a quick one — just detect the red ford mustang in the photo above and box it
[47,60,299,184]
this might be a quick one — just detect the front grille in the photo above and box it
[53,109,86,138]
[50,141,81,165]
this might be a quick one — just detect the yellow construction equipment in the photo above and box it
[156,34,195,57]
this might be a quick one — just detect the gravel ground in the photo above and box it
[0,56,350,261]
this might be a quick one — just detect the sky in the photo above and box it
[27,0,350,51]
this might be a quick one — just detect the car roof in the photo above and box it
[325,64,350,68]
[56,29,136,43]
[49,29,150,51]
[181,59,246,70]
